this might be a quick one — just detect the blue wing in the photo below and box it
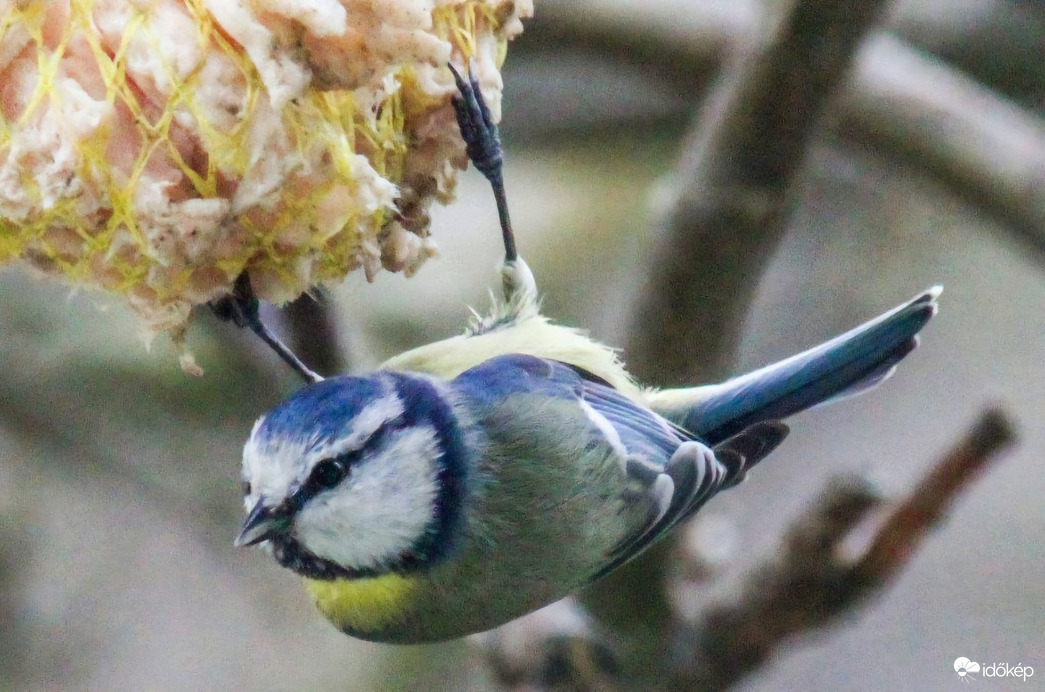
[455,353,684,461]
[453,354,787,578]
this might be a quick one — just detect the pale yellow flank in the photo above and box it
[383,313,641,399]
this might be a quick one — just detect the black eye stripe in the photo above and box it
[299,424,390,498]
[284,414,413,512]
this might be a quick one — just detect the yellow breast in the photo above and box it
[305,573,421,635]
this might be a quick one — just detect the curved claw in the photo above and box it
[448,60,517,264]
[448,60,502,183]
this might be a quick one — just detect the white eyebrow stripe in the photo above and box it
[304,387,405,463]
[241,380,407,507]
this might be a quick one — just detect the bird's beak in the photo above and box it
[235,500,289,547]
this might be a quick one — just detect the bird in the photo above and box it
[233,63,940,644]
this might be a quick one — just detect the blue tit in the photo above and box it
[233,63,941,644]
[235,255,939,643]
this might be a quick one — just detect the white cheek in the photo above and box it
[294,426,443,571]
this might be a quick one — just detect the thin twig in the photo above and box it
[677,408,1017,690]
[848,408,1016,585]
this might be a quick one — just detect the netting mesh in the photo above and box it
[0,0,529,337]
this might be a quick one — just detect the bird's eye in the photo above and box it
[308,458,348,491]
[241,480,252,497]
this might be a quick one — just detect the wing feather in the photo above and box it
[453,354,777,581]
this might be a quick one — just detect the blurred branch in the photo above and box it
[581,0,892,675]
[514,2,1045,255]
[518,1,729,92]
[523,0,1045,108]
[284,293,348,376]
[848,408,1015,583]
[679,407,1017,690]
[892,0,1045,108]
[473,599,621,691]
[840,34,1045,249]
[625,0,893,386]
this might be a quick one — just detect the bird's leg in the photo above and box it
[448,60,537,305]
[449,60,517,267]
[210,273,323,384]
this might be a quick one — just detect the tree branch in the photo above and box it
[848,408,1016,585]
[625,0,894,386]
[678,408,1017,690]
[840,34,1045,251]
[513,3,1045,256]
[581,0,893,675]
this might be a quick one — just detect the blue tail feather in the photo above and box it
[664,287,940,445]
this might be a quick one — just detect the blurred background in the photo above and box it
[1,0,1042,689]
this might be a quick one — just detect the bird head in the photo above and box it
[237,372,468,580]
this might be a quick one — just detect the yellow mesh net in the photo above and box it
[0,0,530,338]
